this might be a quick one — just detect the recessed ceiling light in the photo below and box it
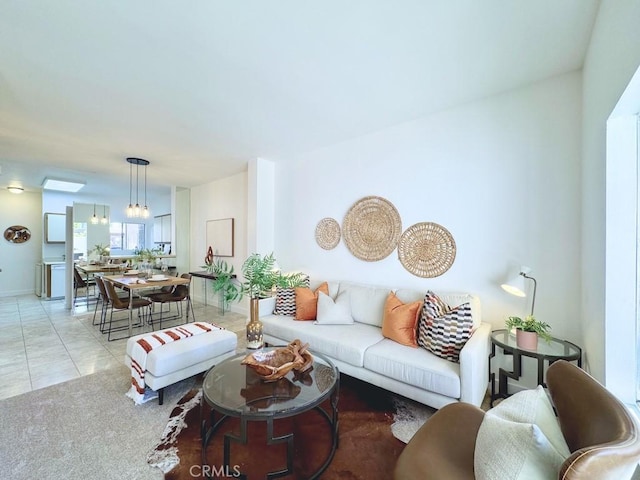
[42,178,85,192]
[7,186,24,194]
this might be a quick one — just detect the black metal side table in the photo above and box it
[489,329,581,406]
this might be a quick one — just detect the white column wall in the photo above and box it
[582,0,640,383]
[190,172,248,312]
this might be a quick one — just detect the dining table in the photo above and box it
[102,274,191,337]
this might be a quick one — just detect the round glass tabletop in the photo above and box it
[202,348,339,419]
[491,329,581,360]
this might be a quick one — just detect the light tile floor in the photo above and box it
[0,294,248,401]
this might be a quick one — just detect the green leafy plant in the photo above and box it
[90,243,110,256]
[134,247,162,263]
[505,315,552,342]
[203,258,243,311]
[241,252,307,298]
[241,252,279,299]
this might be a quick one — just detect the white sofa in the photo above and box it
[259,280,491,409]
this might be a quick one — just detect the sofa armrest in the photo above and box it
[458,322,491,407]
[258,296,276,317]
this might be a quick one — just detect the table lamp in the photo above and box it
[501,266,537,316]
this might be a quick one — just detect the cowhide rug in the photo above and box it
[148,375,433,479]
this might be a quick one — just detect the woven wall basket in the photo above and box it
[315,217,341,250]
[343,196,402,261]
[398,222,456,278]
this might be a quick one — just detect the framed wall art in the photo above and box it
[206,218,234,257]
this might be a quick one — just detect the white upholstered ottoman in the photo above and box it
[124,325,238,404]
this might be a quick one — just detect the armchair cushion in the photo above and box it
[475,416,567,480]
[474,386,570,479]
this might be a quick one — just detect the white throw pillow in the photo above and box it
[474,386,571,480]
[315,291,353,325]
[489,386,570,457]
[475,415,567,480]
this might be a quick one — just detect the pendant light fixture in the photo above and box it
[90,203,99,224]
[125,157,151,218]
[101,204,109,225]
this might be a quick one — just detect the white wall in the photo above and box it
[0,189,42,296]
[190,172,248,311]
[273,73,583,350]
[582,0,640,385]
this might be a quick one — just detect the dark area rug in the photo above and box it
[149,374,406,479]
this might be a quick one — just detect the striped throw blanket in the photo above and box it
[126,322,221,405]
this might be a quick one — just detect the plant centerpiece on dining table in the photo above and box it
[241,252,307,349]
[505,315,552,350]
[90,243,110,263]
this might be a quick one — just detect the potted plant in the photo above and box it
[90,243,110,263]
[505,315,552,350]
[203,257,243,313]
[240,252,307,349]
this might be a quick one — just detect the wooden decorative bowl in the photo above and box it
[241,339,313,382]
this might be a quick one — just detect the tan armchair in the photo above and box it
[394,360,640,480]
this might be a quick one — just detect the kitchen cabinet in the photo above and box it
[153,214,172,244]
[45,213,66,243]
[43,262,65,298]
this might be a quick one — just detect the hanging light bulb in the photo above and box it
[126,160,134,217]
[101,204,109,224]
[142,160,150,218]
[90,203,99,224]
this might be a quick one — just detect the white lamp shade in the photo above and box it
[501,273,527,297]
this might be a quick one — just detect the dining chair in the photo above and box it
[146,273,195,329]
[92,276,128,329]
[103,278,151,341]
[73,266,96,306]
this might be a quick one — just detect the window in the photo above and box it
[109,222,145,254]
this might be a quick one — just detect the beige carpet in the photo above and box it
[0,364,198,480]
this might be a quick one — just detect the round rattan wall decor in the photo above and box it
[398,222,456,278]
[342,196,402,261]
[315,217,341,250]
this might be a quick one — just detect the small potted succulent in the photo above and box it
[505,315,552,350]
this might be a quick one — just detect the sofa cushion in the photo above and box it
[381,291,421,347]
[363,339,461,398]
[396,289,482,329]
[274,287,297,316]
[262,314,383,367]
[295,282,329,320]
[417,291,473,362]
[309,280,340,299]
[315,290,353,325]
[340,282,389,327]
[273,277,310,316]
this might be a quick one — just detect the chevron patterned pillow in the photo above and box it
[417,291,473,362]
[273,277,310,316]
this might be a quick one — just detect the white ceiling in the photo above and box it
[0,0,600,197]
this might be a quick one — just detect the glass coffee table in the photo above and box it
[201,348,340,479]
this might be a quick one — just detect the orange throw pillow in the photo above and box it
[295,282,329,320]
[381,291,422,347]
